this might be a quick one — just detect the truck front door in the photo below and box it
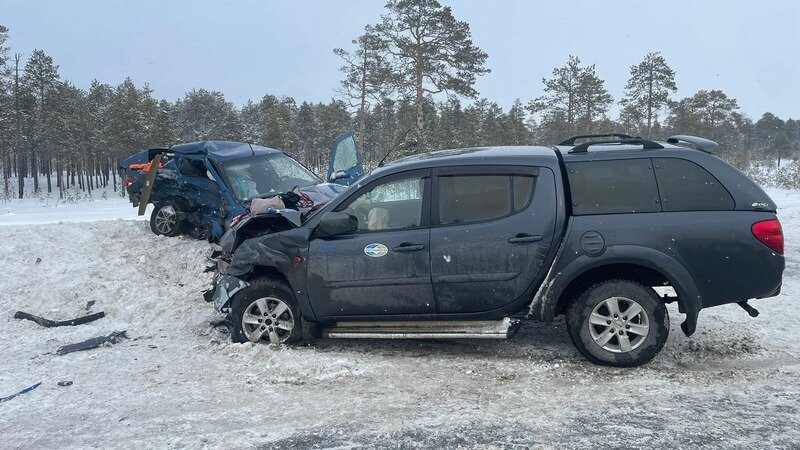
[306,170,434,317]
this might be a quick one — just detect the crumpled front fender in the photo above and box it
[212,275,250,312]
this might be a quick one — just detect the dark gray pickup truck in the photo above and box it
[209,134,784,367]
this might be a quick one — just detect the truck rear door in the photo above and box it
[429,166,558,313]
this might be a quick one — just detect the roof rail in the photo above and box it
[666,135,718,153]
[559,133,634,146]
[568,138,664,154]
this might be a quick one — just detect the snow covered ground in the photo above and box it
[0,186,150,226]
[1,189,799,448]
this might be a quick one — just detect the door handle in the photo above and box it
[508,233,543,244]
[392,243,425,252]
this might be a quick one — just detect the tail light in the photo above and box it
[230,214,245,228]
[124,175,136,188]
[751,219,784,254]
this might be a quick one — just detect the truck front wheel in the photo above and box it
[566,280,669,367]
[230,278,303,345]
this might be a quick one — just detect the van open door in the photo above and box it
[327,131,364,186]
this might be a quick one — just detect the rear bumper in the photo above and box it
[757,282,781,299]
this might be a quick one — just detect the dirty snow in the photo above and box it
[0,189,799,448]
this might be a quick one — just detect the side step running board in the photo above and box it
[322,318,520,340]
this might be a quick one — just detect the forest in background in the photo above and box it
[1,0,799,200]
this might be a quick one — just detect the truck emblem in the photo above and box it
[364,243,388,258]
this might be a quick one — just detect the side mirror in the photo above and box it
[316,211,357,237]
[329,171,351,182]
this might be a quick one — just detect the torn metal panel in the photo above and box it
[212,275,251,312]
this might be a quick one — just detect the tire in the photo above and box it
[230,278,303,345]
[150,201,182,237]
[566,280,669,367]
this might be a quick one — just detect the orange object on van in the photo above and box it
[129,160,164,172]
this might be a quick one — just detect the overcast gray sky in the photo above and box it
[2,0,798,119]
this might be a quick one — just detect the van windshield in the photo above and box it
[221,154,320,201]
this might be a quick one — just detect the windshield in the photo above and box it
[221,153,320,201]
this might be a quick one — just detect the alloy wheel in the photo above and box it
[588,296,649,353]
[155,205,177,234]
[241,297,295,344]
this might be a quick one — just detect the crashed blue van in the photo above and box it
[119,131,364,241]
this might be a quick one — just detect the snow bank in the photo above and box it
[0,193,799,447]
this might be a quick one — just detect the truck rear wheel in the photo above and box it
[566,280,669,367]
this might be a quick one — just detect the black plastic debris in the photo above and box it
[56,331,129,355]
[57,381,73,387]
[0,382,42,403]
[210,319,233,334]
[14,311,106,328]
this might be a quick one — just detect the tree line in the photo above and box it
[1,0,799,199]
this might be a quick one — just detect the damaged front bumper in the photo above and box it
[211,273,250,312]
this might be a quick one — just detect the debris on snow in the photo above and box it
[14,310,106,328]
[0,382,42,404]
[56,331,129,355]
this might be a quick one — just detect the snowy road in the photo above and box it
[1,191,799,449]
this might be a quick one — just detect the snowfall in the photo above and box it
[1,188,799,449]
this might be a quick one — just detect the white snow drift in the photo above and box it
[0,189,799,448]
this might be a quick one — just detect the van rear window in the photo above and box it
[566,159,660,215]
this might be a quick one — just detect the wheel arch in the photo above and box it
[540,245,702,336]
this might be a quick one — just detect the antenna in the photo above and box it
[247,142,255,156]
[378,128,412,167]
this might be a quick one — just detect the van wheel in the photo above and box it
[566,280,669,367]
[230,278,302,345]
[150,201,182,237]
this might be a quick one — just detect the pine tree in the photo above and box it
[334,26,393,155]
[532,56,612,137]
[259,94,297,151]
[375,0,489,148]
[530,56,582,133]
[0,25,12,196]
[294,101,319,167]
[172,89,242,142]
[755,113,787,166]
[619,52,677,137]
[666,90,740,143]
[575,64,613,134]
[501,99,530,145]
[23,49,60,194]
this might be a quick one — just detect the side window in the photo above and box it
[438,174,535,225]
[332,135,359,172]
[567,159,660,215]
[179,159,205,178]
[342,176,425,232]
[653,158,734,211]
